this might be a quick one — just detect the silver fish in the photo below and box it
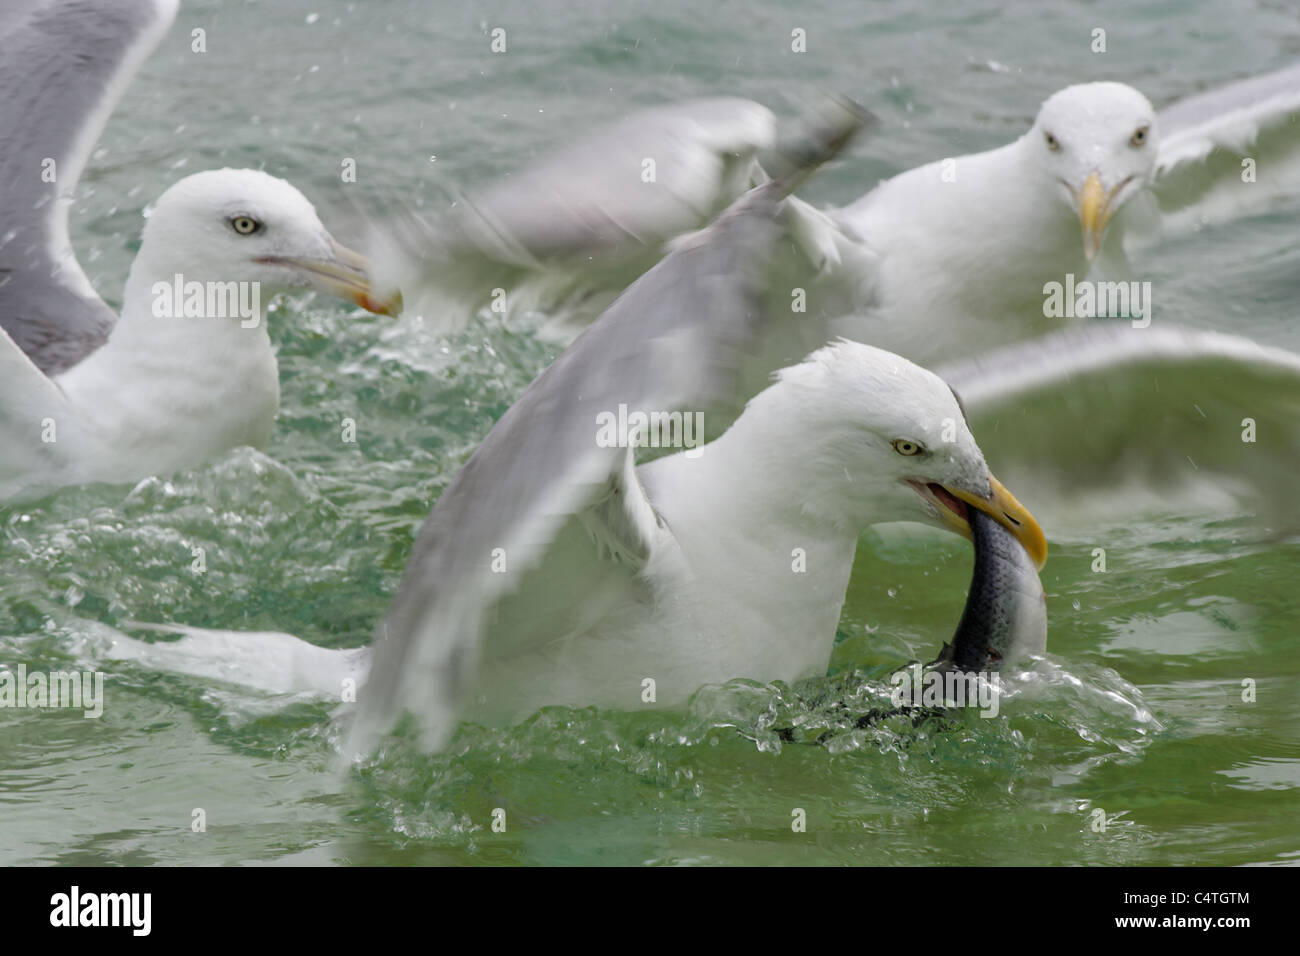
[931,506,1047,672]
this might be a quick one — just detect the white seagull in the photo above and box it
[0,0,396,500]
[828,72,1300,361]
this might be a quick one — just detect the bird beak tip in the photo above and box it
[361,289,403,316]
[964,474,1049,570]
[272,241,401,317]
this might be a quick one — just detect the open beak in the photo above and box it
[914,474,1048,570]
[258,240,402,315]
[1076,171,1129,262]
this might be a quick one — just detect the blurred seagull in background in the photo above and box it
[0,0,396,500]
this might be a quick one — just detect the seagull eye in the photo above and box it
[892,439,925,457]
[1130,125,1149,147]
[230,216,262,235]
[1044,131,1060,152]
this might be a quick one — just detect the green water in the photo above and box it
[2,0,1299,866]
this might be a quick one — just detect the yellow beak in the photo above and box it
[940,474,1048,570]
[1078,171,1120,262]
[261,240,403,316]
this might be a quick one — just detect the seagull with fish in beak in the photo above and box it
[351,106,1049,755]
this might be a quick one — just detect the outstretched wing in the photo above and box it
[352,108,867,755]
[0,0,177,375]
[369,96,870,331]
[455,98,776,262]
[1142,62,1300,239]
[936,324,1300,529]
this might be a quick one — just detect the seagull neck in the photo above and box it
[639,390,865,669]
[116,256,271,342]
[51,253,281,464]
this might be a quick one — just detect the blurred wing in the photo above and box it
[1141,63,1300,240]
[352,109,867,754]
[936,324,1300,528]
[370,98,777,328]
[0,0,177,375]
[461,97,777,261]
[695,192,882,435]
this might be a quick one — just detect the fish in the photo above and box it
[768,509,1047,743]
[930,505,1048,673]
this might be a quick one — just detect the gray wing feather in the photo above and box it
[461,97,777,261]
[368,98,778,329]
[0,0,177,375]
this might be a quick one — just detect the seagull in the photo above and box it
[827,71,1300,361]
[0,0,396,500]
[352,134,1047,755]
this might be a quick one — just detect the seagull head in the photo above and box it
[139,169,400,315]
[1029,82,1157,261]
[771,341,1047,568]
